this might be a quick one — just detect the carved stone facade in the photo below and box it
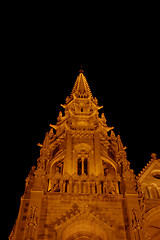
[9,72,160,240]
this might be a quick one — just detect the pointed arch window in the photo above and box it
[78,156,88,176]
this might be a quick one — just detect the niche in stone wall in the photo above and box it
[103,160,116,177]
[141,183,160,199]
[51,159,64,175]
[48,159,64,192]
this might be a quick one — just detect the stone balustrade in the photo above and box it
[48,174,119,195]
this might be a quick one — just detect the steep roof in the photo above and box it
[70,72,93,99]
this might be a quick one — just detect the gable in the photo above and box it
[138,160,160,186]
[54,204,115,240]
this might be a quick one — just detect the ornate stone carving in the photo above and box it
[132,209,140,230]
[25,206,38,239]
[25,166,36,192]
[123,169,136,193]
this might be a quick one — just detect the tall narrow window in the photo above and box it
[84,158,88,175]
[78,157,88,175]
[78,158,82,176]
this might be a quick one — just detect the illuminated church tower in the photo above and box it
[10,71,160,240]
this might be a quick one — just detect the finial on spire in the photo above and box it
[79,64,84,73]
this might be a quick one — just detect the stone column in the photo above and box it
[94,131,103,176]
[64,133,73,175]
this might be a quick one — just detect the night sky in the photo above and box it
[7,62,159,238]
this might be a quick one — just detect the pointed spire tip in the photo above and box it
[79,68,84,74]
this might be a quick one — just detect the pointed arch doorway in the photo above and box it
[68,236,99,240]
[62,220,109,240]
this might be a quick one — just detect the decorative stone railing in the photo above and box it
[48,174,119,195]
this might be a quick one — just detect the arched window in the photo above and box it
[78,157,88,176]
[149,184,159,199]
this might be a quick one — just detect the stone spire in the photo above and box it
[70,72,93,99]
